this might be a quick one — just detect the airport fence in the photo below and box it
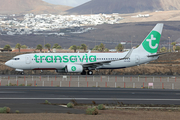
[0,75,179,89]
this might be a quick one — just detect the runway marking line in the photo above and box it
[60,105,67,108]
[0,98,180,101]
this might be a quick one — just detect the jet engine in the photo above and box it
[65,65,83,73]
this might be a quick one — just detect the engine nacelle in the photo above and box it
[56,70,66,73]
[65,65,83,73]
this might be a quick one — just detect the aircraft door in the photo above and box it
[25,56,31,64]
[135,55,140,64]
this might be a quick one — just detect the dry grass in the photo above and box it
[0,110,180,120]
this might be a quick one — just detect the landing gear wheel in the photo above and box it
[20,72,24,75]
[81,70,86,75]
[88,70,93,75]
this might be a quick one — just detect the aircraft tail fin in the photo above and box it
[136,23,164,54]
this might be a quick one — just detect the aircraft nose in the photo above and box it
[5,60,12,67]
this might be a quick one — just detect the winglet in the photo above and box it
[119,48,133,60]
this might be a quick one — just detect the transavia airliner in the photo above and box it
[5,23,164,75]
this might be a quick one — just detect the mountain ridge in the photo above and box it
[67,0,180,14]
[0,0,72,14]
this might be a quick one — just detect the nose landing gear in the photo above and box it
[20,72,24,75]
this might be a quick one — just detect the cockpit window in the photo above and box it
[12,58,20,60]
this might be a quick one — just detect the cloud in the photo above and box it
[43,0,91,7]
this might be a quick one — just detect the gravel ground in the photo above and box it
[0,103,85,114]
[0,110,180,120]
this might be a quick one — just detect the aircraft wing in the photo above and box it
[82,48,133,67]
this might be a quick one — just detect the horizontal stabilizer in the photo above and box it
[147,52,168,57]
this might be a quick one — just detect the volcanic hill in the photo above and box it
[0,0,72,14]
[67,0,180,14]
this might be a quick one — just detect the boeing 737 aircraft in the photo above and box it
[5,23,164,75]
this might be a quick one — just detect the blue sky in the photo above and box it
[43,0,91,7]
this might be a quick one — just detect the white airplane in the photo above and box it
[5,23,163,75]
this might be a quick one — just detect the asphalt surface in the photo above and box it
[0,87,180,113]
[0,75,179,77]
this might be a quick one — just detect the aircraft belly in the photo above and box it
[34,63,64,70]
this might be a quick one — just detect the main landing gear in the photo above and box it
[88,70,93,75]
[81,70,86,75]
[81,70,93,75]
[20,72,24,75]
